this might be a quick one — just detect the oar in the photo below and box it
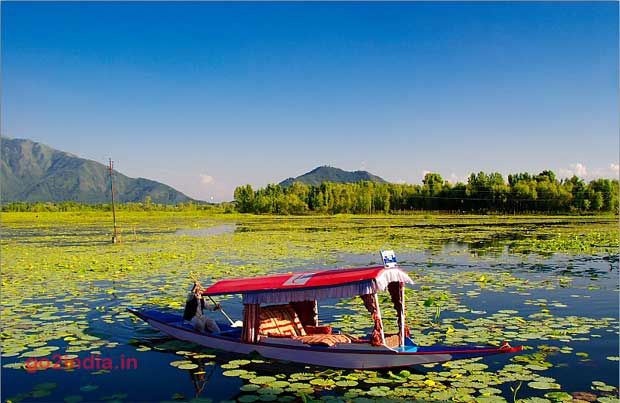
[205,295,237,326]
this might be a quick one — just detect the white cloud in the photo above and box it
[419,170,467,184]
[449,173,468,184]
[559,163,587,179]
[574,163,587,177]
[591,163,620,179]
[199,174,214,185]
[559,162,619,180]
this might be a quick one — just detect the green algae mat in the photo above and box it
[1,212,618,402]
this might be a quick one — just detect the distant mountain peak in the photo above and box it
[279,166,387,187]
[1,137,194,203]
[308,165,331,173]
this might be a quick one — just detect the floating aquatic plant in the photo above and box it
[2,212,618,402]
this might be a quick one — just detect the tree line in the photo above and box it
[234,171,619,214]
[3,171,617,215]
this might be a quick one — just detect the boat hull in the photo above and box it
[129,309,522,369]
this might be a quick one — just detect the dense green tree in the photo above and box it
[233,185,255,213]
[591,192,604,211]
[423,173,444,196]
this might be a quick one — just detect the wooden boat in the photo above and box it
[129,251,522,369]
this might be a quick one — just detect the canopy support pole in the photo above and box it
[400,282,405,346]
[374,293,386,346]
[388,281,406,347]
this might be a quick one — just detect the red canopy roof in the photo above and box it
[203,266,394,296]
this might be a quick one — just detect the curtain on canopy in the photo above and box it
[360,293,385,346]
[361,282,407,348]
[290,300,318,327]
[241,303,260,343]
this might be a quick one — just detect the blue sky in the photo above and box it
[2,2,618,201]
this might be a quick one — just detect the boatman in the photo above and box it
[183,283,221,333]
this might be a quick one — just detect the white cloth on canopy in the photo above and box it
[242,268,413,304]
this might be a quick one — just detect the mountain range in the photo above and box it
[279,166,387,187]
[1,137,193,204]
[1,138,389,203]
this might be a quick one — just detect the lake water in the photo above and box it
[2,220,618,403]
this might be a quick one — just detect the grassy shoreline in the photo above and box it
[2,210,618,220]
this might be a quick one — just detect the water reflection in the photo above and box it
[189,360,217,398]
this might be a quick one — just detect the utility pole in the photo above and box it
[109,158,120,244]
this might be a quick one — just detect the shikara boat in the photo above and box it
[129,251,522,369]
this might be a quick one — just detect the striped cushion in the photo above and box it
[259,304,307,337]
[296,334,351,347]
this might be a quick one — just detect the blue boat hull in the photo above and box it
[129,309,522,369]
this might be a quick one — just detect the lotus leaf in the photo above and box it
[240,384,260,392]
[223,369,248,377]
[257,387,283,395]
[237,395,259,402]
[528,381,561,390]
[250,376,277,385]
[177,363,198,370]
[543,391,572,401]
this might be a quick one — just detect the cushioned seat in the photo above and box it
[384,333,401,348]
[295,334,351,347]
[259,304,306,337]
[258,304,350,347]
[304,325,332,335]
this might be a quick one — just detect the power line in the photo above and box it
[388,195,615,202]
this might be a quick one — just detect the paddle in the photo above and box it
[206,295,238,326]
[189,272,243,328]
[207,295,243,327]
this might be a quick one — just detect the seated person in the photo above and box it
[183,286,221,333]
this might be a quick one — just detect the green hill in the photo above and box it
[1,137,194,204]
[279,166,388,187]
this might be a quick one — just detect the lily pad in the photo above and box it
[249,376,277,385]
[223,369,248,377]
[177,363,199,370]
[528,381,561,390]
[544,391,572,401]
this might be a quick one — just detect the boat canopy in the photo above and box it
[202,266,414,304]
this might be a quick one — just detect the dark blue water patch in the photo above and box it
[1,341,245,402]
